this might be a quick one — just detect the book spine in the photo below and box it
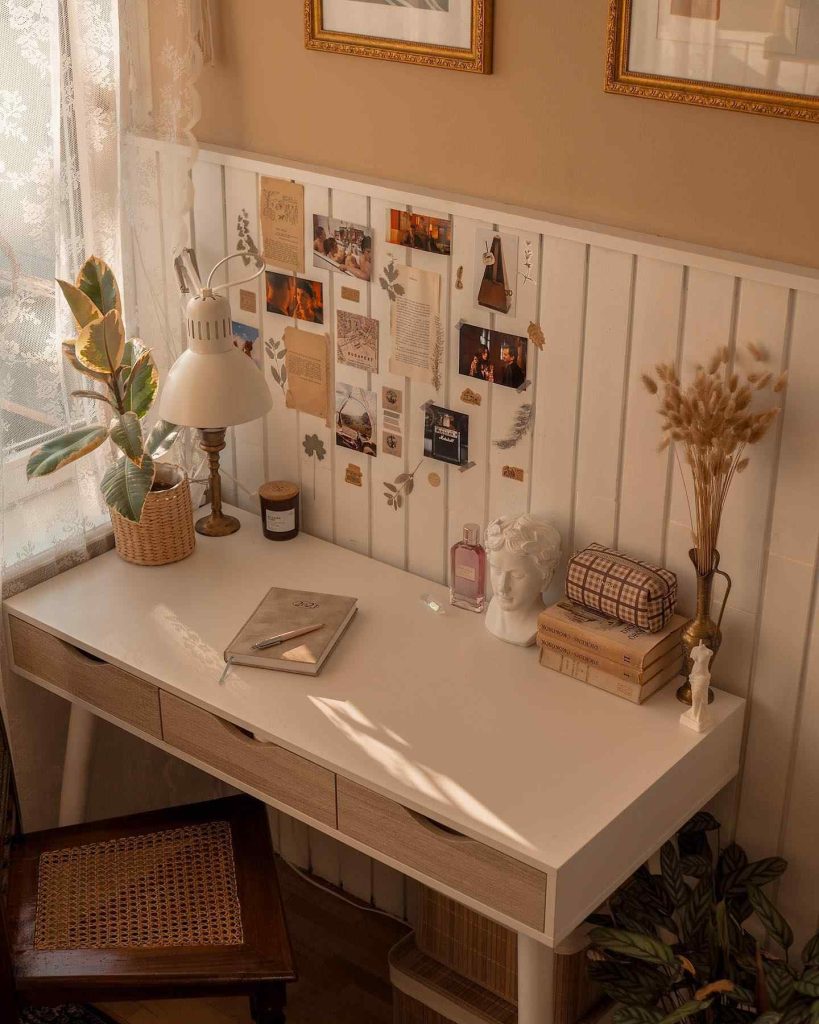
[539,647,676,704]
[536,616,644,666]
[537,633,644,682]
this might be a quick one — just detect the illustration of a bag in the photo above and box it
[478,235,512,314]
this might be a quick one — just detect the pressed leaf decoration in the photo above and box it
[494,403,533,450]
[378,258,405,302]
[265,336,288,394]
[384,460,422,511]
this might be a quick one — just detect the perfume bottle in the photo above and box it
[450,523,486,612]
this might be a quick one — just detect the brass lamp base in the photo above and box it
[197,426,240,538]
[195,511,240,537]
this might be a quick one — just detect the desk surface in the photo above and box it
[6,508,744,937]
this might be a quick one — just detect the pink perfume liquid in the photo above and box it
[450,523,486,612]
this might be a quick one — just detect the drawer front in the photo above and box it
[160,692,337,828]
[338,777,547,931]
[8,616,162,738]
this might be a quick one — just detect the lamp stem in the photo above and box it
[195,427,240,537]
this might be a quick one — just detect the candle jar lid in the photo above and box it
[259,481,299,502]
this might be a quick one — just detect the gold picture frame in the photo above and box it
[305,0,493,74]
[606,0,819,124]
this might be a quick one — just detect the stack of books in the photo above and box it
[537,599,686,704]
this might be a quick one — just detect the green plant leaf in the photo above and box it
[716,899,732,965]
[57,279,100,328]
[661,841,689,908]
[680,877,713,942]
[729,859,788,895]
[679,811,720,835]
[766,962,797,1011]
[76,255,121,315]
[612,1006,663,1024]
[753,1015,783,1024]
[681,854,713,879]
[590,928,677,967]
[77,309,125,374]
[749,886,793,951]
[779,1005,813,1024]
[123,349,158,418]
[26,425,109,478]
[796,970,819,999]
[145,419,181,459]
[109,411,144,466]
[658,999,712,1023]
[100,453,155,522]
[71,388,112,406]
[802,935,819,967]
[587,960,668,1006]
[62,341,111,383]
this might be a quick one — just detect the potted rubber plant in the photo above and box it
[26,255,195,565]
[586,811,819,1024]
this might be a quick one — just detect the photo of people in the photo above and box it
[424,404,469,466]
[231,321,259,359]
[335,383,378,457]
[458,323,527,390]
[313,215,372,281]
[387,209,452,256]
[266,272,325,324]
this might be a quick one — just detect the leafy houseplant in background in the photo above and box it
[587,811,819,1024]
[26,256,194,566]
[642,347,787,703]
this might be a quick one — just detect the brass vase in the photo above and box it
[677,548,732,705]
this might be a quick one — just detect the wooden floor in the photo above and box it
[97,857,409,1024]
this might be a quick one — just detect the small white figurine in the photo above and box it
[680,641,713,733]
[485,514,561,647]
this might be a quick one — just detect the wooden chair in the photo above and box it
[0,712,295,1024]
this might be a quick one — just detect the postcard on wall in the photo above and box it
[336,383,378,458]
[389,265,442,387]
[387,209,452,256]
[260,176,304,272]
[474,229,518,317]
[424,404,469,467]
[284,326,331,426]
[266,272,325,324]
[459,323,527,390]
[231,321,260,363]
[336,310,379,373]
[313,215,372,281]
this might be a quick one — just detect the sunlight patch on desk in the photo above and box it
[151,605,224,673]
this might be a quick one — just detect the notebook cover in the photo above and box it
[225,587,357,674]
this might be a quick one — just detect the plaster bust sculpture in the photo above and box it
[484,514,562,647]
[680,641,713,733]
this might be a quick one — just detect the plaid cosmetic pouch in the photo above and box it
[566,543,678,633]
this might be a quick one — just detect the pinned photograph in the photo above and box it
[337,310,379,372]
[232,322,260,362]
[382,385,403,414]
[266,272,325,324]
[474,229,518,316]
[387,209,452,256]
[336,383,378,457]
[459,323,527,390]
[313,215,372,281]
[424,404,469,466]
[383,431,403,458]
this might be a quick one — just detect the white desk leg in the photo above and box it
[518,932,555,1024]
[58,705,96,826]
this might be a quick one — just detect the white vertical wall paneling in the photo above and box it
[368,198,409,570]
[572,248,635,553]
[486,230,541,525]
[446,216,493,562]
[307,825,341,888]
[156,150,191,380]
[617,259,684,565]
[405,204,452,584]
[191,160,238,503]
[223,167,266,512]
[736,291,819,866]
[529,237,588,572]
[372,862,406,920]
[296,184,335,542]
[329,189,372,556]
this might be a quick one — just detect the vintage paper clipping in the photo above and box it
[260,177,304,272]
[389,266,442,387]
[337,310,379,372]
[283,326,331,426]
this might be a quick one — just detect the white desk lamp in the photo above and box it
[160,252,272,537]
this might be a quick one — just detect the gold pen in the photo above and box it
[252,623,324,650]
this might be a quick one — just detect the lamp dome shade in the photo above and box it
[158,289,273,429]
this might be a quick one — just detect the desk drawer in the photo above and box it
[337,777,547,931]
[160,692,337,828]
[8,616,162,739]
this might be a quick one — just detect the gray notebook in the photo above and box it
[225,587,358,675]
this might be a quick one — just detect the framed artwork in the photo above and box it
[305,0,493,74]
[606,0,819,123]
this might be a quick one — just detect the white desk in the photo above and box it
[4,507,745,1023]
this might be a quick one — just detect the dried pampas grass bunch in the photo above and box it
[643,345,786,576]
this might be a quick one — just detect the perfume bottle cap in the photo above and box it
[463,523,481,546]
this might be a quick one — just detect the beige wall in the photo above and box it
[188,0,819,270]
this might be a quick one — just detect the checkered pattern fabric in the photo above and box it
[566,543,677,633]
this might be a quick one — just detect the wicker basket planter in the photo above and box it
[110,463,195,566]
